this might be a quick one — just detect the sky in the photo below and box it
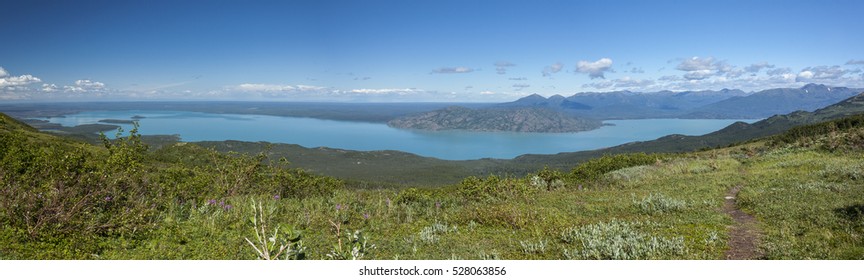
[1,0,863,102]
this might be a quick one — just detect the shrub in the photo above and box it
[634,193,687,214]
[244,199,306,260]
[560,220,686,260]
[531,166,567,190]
[458,175,538,201]
[417,222,456,244]
[519,239,548,255]
[570,153,665,183]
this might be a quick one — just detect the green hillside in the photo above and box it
[388,106,602,133]
[2,109,863,259]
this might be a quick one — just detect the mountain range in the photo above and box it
[501,84,862,119]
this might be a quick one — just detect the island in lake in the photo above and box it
[387,106,602,133]
[99,119,138,124]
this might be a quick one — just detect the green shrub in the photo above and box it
[458,175,538,201]
[634,193,687,214]
[570,153,664,183]
[560,220,686,260]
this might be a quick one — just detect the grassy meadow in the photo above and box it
[1,112,863,259]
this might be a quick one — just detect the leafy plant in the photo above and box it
[244,199,305,260]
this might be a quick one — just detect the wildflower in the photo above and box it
[435,201,441,209]
[274,195,281,200]
[223,204,233,210]
[335,204,342,211]
[219,200,225,207]
[363,213,370,220]
[386,198,391,207]
[207,199,217,205]
[104,196,112,202]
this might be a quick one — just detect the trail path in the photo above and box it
[723,185,763,260]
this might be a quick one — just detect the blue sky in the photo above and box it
[1,0,863,102]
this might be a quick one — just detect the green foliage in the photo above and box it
[569,153,664,183]
[634,193,687,215]
[244,199,305,260]
[771,113,864,146]
[519,239,548,255]
[326,229,375,260]
[530,166,566,190]
[560,220,686,260]
[458,175,539,201]
[100,123,148,173]
[417,222,457,244]
[5,110,864,260]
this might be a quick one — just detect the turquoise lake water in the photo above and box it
[44,111,759,160]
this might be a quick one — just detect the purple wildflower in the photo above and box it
[223,204,233,210]
[104,196,112,202]
[335,204,342,211]
[363,213,370,220]
[207,199,217,205]
[274,195,280,200]
[219,200,225,207]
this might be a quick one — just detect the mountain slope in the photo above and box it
[500,85,861,120]
[513,91,864,166]
[387,106,603,132]
[685,84,862,118]
[501,89,748,119]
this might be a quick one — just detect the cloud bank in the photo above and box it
[576,58,613,79]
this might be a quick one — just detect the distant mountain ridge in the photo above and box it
[513,91,864,165]
[387,106,602,133]
[501,84,862,119]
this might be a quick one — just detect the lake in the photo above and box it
[44,110,759,160]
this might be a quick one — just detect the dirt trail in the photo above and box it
[723,185,763,260]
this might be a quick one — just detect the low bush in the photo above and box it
[569,153,665,183]
[560,220,686,260]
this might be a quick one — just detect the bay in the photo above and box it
[44,110,759,160]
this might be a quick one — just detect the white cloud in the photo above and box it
[479,90,495,95]
[0,66,42,89]
[542,62,564,77]
[796,70,814,80]
[629,67,645,74]
[676,56,716,72]
[795,66,854,82]
[494,61,515,75]
[683,70,713,80]
[745,62,775,73]
[766,67,792,76]
[0,74,41,88]
[232,83,325,92]
[64,79,106,93]
[846,59,864,65]
[585,76,655,89]
[347,88,419,95]
[674,56,737,80]
[576,58,613,79]
[432,66,474,74]
[41,83,58,92]
[235,83,296,92]
[296,85,326,91]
